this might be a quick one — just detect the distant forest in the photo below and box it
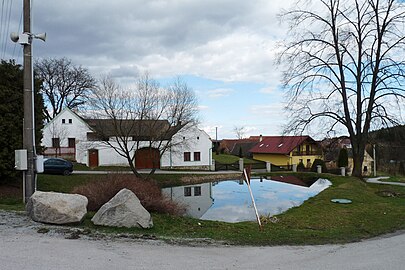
[369,125,405,175]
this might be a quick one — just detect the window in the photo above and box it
[68,119,72,124]
[184,152,191,161]
[68,138,75,148]
[52,138,60,148]
[197,136,199,140]
[184,187,191,197]
[62,119,66,124]
[194,152,201,161]
[194,186,201,196]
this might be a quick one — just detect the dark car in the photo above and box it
[43,158,74,176]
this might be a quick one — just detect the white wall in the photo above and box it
[42,108,91,148]
[76,140,165,166]
[161,125,212,169]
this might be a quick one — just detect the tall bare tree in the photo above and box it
[233,126,246,139]
[35,57,96,122]
[87,74,198,177]
[279,0,405,177]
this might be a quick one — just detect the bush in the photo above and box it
[72,174,185,215]
[311,159,328,173]
[337,148,349,168]
[297,162,305,172]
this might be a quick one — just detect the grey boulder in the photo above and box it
[91,188,153,229]
[26,191,88,224]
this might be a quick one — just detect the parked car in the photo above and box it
[43,158,74,176]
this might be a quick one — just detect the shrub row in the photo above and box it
[72,174,185,216]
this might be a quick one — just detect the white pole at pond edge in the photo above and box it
[243,169,262,230]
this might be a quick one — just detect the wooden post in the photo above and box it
[243,168,262,230]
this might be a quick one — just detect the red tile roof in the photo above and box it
[249,136,313,154]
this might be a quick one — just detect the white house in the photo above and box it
[42,107,212,170]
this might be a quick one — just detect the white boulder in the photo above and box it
[91,188,153,229]
[26,191,88,224]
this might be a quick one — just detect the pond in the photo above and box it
[162,176,332,223]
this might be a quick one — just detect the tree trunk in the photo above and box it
[128,158,142,178]
[351,141,365,178]
[352,154,364,177]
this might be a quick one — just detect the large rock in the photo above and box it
[26,191,88,224]
[91,188,153,229]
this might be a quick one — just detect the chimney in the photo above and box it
[259,134,263,142]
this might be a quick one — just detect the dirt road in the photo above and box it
[1,210,404,270]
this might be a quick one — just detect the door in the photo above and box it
[135,148,160,169]
[88,149,99,167]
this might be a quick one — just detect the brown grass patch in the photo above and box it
[72,174,185,215]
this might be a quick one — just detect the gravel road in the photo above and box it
[1,210,405,270]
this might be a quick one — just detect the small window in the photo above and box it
[52,138,60,148]
[194,186,201,196]
[68,119,72,124]
[194,152,201,161]
[68,138,75,148]
[184,152,191,161]
[62,119,66,124]
[183,136,186,140]
[197,136,199,140]
[184,187,192,197]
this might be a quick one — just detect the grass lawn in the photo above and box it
[73,162,131,171]
[212,153,258,164]
[1,172,405,245]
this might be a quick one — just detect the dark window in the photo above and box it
[68,119,72,124]
[197,136,199,140]
[194,186,201,196]
[184,187,191,197]
[68,138,75,148]
[52,138,60,148]
[62,119,65,124]
[194,152,201,161]
[184,152,191,161]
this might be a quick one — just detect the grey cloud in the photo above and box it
[5,0,290,83]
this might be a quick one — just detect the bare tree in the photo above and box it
[35,57,96,122]
[87,74,198,177]
[279,0,405,177]
[233,126,246,139]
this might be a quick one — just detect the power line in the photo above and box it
[2,0,12,59]
[0,0,13,59]
[12,11,23,60]
[0,0,5,58]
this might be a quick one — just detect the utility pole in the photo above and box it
[11,1,46,203]
[215,127,218,141]
[373,144,377,177]
[23,0,36,203]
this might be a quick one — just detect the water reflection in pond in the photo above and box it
[162,176,332,223]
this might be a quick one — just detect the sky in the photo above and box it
[1,0,295,139]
